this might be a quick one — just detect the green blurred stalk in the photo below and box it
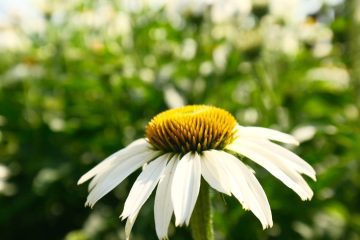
[190,180,214,240]
[347,0,360,100]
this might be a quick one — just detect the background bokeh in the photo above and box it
[0,0,359,239]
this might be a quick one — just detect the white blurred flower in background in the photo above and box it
[0,27,31,52]
[0,0,340,59]
[299,20,333,57]
[0,164,15,196]
[306,66,350,90]
[261,18,300,56]
[163,86,186,109]
[292,125,317,143]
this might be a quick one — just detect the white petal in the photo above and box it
[211,150,273,229]
[227,141,313,200]
[201,151,232,195]
[239,138,316,180]
[125,210,139,240]
[85,150,160,207]
[78,138,150,185]
[171,152,201,226]
[237,126,299,146]
[202,151,247,209]
[154,155,179,239]
[121,153,170,219]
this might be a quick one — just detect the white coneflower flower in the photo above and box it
[78,105,316,239]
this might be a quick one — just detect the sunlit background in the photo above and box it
[0,0,359,239]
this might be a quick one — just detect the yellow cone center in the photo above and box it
[146,105,237,153]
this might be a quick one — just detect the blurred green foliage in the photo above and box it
[0,0,359,239]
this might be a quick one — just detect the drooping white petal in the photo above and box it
[226,141,313,200]
[237,138,316,180]
[85,150,161,207]
[201,151,232,195]
[78,138,150,185]
[154,155,179,239]
[210,150,273,229]
[121,153,170,219]
[171,152,201,226]
[237,126,299,146]
[125,210,139,240]
[203,150,248,209]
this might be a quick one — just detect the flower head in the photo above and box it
[78,105,316,239]
[146,105,236,153]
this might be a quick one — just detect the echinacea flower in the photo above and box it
[78,105,316,239]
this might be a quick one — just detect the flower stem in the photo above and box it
[190,180,214,240]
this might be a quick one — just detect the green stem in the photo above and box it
[190,180,214,240]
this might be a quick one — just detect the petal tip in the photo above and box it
[310,174,317,181]
[301,193,313,201]
[77,177,86,185]
[174,219,185,227]
[262,222,273,230]
[292,139,300,146]
[311,172,317,181]
[85,199,95,208]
